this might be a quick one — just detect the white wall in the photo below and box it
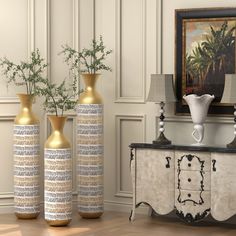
[0,0,93,213]
[0,0,236,215]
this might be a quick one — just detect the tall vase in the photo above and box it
[44,115,72,226]
[14,94,40,219]
[77,73,104,219]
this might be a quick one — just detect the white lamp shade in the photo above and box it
[221,74,236,104]
[146,74,176,103]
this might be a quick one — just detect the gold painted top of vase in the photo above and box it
[79,74,103,104]
[15,93,39,125]
[45,115,70,149]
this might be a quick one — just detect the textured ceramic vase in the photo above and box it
[44,115,72,226]
[77,73,104,219]
[183,94,215,145]
[14,94,40,219]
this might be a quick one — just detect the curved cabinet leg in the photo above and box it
[129,208,135,221]
[148,206,153,216]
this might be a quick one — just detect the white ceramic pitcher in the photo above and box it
[183,94,215,145]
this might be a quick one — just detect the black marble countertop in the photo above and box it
[129,143,236,153]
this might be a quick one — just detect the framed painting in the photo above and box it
[175,8,236,115]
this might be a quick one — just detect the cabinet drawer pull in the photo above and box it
[165,156,171,168]
[212,159,216,172]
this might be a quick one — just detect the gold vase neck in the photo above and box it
[15,94,38,125]
[79,74,103,104]
[82,74,100,91]
[48,115,67,132]
[18,93,33,110]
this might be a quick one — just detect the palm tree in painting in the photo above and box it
[186,21,236,101]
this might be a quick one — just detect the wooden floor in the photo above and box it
[1,211,236,236]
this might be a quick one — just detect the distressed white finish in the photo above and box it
[130,148,175,220]
[131,147,236,222]
[211,152,236,221]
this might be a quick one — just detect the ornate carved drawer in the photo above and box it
[175,151,211,222]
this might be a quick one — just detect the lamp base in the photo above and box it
[227,136,236,148]
[153,132,171,145]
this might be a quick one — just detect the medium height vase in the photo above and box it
[77,73,104,219]
[44,115,72,226]
[14,94,40,219]
[183,94,214,145]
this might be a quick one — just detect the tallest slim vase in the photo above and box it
[14,94,40,219]
[77,73,104,218]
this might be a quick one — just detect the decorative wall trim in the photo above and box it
[73,0,80,51]
[0,192,14,199]
[93,0,96,39]
[115,0,147,103]
[45,0,51,81]
[0,98,19,104]
[0,115,15,199]
[27,0,35,54]
[115,114,146,198]
[0,115,16,121]
[0,0,35,103]
[156,0,163,73]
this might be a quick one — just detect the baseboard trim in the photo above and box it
[104,200,149,215]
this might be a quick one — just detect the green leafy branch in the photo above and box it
[0,49,48,95]
[60,36,112,74]
[39,78,81,116]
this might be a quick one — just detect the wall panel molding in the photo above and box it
[0,192,14,200]
[28,0,35,54]
[0,115,16,199]
[0,0,35,103]
[115,114,146,198]
[156,0,163,73]
[115,0,147,103]
[45,0,51,80]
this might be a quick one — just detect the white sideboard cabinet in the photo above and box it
[129,143,236,223]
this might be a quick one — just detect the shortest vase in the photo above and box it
[44,115,72,226]
[183,94,215,146]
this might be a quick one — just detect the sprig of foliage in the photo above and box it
[0,49,47,95]
[40,78,80,116]
[60,36,112,74]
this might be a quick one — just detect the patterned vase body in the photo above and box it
[44,115,72,226]
[14,94,40,219]
[77,74,104,218]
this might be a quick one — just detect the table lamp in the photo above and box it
[221,74,236,148]
[146,74,176,145]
